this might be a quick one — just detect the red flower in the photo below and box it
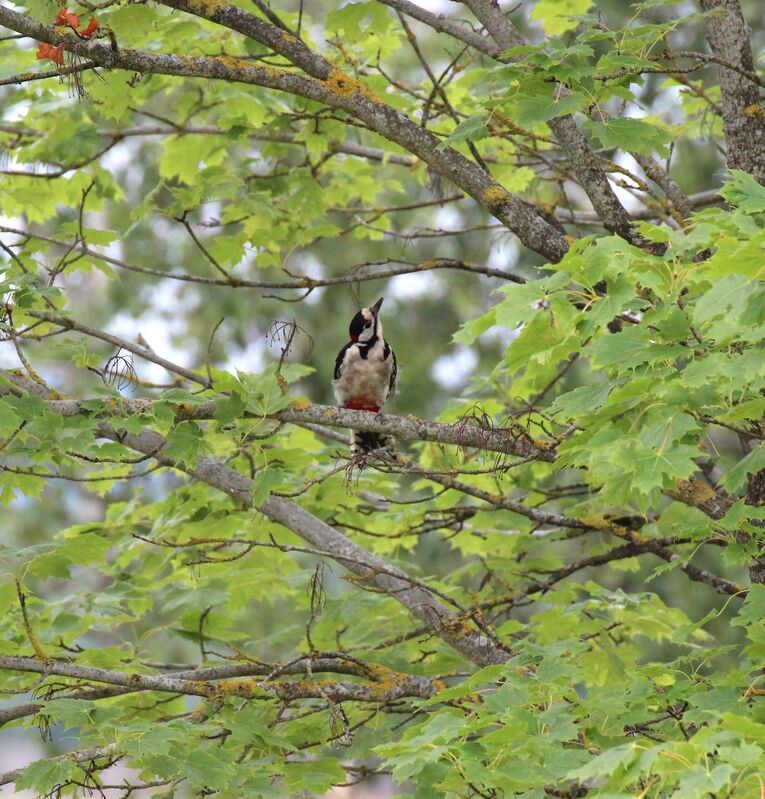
[80,17,99,37]
[55,8,80,27]
[36,42,66,65]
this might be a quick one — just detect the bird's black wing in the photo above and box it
[387,345,398,395]
[334,342,354,381]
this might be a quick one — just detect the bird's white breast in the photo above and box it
[333,340,393,407]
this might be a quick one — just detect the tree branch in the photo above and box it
[0,382,511,665]
[377,0,499,56]
[116,426,510,663]
[2,225,523,287]
[0,655,438,705]
[26,310,211,388]
[0,745,119,788]
[2,370,555,462]
[458,0,640,242]
[0,654,439,728]
[698,0,765,183]
[408,0,690,226]
[9,0,564,262]
[422,471,745,596]
[3,370,741,597]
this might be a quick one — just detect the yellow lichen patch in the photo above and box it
[442,617,474,639]
[674,476,715,506]
[281,30,298,43]
[324,69,356,98]
[420,258,439,269]
[187,0,229,15]
[745,103,764,118]
[578,515,649,544]
[214,55,253,71]
[483,184,509,211]
[515,665,536,677]
[47,388,67,400]
[323,69,381,103]
[173,402,196,420]
[578,515,612,531]
[289,398,311,410]
[369,679,400,701]
[216,679,259,697]
[564,235,576,246]
[365,662,397,682]
[268,677,338,699]
[182,680,217,699]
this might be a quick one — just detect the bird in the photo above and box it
[333,297,398,457]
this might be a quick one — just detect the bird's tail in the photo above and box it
[351,430,397,457]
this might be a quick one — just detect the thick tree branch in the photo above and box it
[392,0,689,224]
[0,655,438,705]
[0,0,570,261]
[118,428,510,663]
[0,655,438,728]
[461,0,640,240]
[2,370,555,462]
[459,0,524,50]
[698,0,765,183]
[547,114,640,241]
[669,477,733,521]
[378,0,499,56]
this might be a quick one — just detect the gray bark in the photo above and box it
[699,0,765,183]
[0,4,571,262]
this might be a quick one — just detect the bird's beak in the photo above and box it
[371,297,384,317]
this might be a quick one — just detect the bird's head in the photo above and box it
[349,297,384,343]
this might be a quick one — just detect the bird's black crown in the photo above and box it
[349,311,367,341]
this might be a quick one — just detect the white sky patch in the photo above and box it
[221,336,268,374]
[0,97,31,124]
[293,254,327,305]
[657,83,686,125]
[431,346,478,390]
[108,279,199,382]
[387,270,441,299]
[487,229,520,263]
[0,732,45,798]
[479,322,522,347]
[435,205,461,229]
[292,253,325,279]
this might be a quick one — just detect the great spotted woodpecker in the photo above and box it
[333,297,397,455]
